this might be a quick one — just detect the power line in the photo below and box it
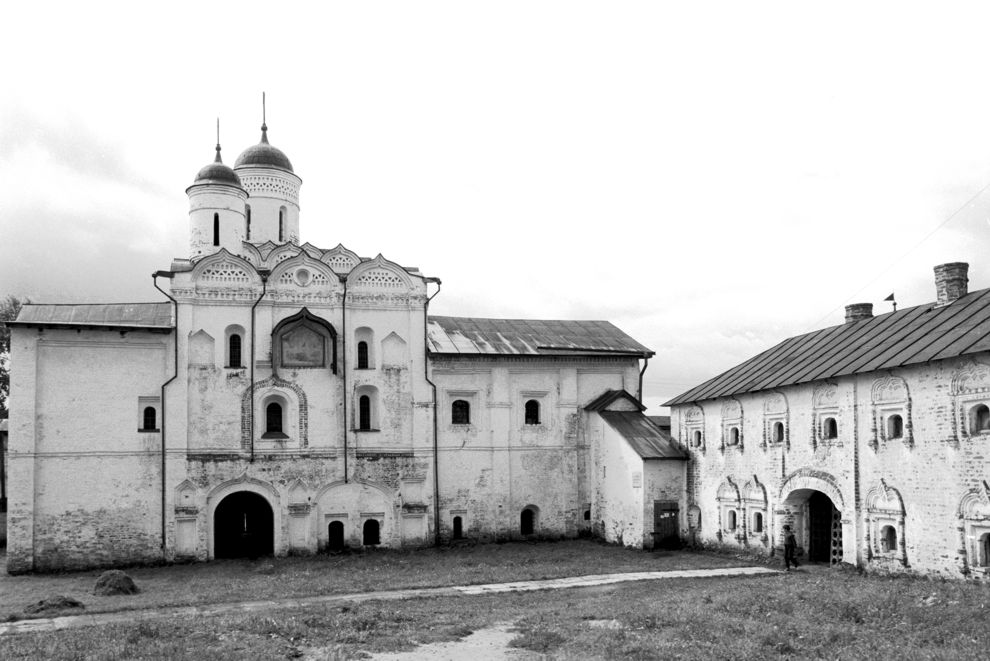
[807,176,990,330]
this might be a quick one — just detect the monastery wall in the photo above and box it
[6,329,169,571]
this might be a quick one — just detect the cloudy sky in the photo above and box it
[4,2,990,412]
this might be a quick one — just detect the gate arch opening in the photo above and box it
[780,488,843,565]
[213,491,274,559]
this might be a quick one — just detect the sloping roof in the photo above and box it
[584,389,646,412]
[427,317,652,357]
[599,411,688,460]
[647,415,671,431]
[11,303,174,330]
[666,286,990,406]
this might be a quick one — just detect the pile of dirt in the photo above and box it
[23,595,85,615]
[93,569,140,596]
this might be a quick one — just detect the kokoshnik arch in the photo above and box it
[4,109,684,572]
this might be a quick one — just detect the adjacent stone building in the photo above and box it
[667,262,990,576]
[5,118,684,572]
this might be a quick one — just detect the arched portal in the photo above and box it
[781,488,842,565]
[213,491,274,559]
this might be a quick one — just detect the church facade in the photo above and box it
[5,119,684,572]
[667,263,990,577]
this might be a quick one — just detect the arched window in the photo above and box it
[729,427,739,445]
[753,512,763,533]
[881,525,897,553]
[142,406,157,431]
[525,399,540,425]
[452,516,463,540]
[727,510,737,531]
[245,205,251,240]
[357,341,369,369]
[521,508,536,535]
[363,519,380,546]
[773,422,784,443]
[228,334,242,368]
[278,207,285,242]
[359,395,371,431]
[824,417,838,439]
[584,509,591,521]
[266,402,283,435]
[692,430,702,447]
[887,414,904,439]
[213,213,220,246]
[971,404,990,434]
[452,400,470,425]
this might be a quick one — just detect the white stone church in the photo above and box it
[6,117,685,572]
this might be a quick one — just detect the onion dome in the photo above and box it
[234,123,294,172]
[193,144,242,186]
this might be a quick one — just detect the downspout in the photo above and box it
[152,271,178,556]
[249,270,270,463]
[638,353,650,405]
[423,278,442,545]
[341,276,348,483]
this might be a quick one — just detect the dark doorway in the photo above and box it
[363,519,380,546]
[653,501,680,549]
[521,508,535,535]
[327,521,345,552]
[214,491,274,559]
[452,516,463,540]
[808,491,840,563]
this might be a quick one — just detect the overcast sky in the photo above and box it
[4,2,990,412]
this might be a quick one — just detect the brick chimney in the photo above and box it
[845,303,873,323]
[934,262,969,307]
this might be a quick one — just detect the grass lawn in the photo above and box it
[3,561,990,660]
[0,539,743,621]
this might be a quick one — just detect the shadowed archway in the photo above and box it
[214,491,274,559]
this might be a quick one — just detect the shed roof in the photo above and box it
[599,411,688,460]
[11,303,174,331]
[666,286,990,406]
[427,316,652,357]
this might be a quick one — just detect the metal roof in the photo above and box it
[427,316,652,357]
[599,411,688,460]
[666,287,990,406]
[11,303,174,330]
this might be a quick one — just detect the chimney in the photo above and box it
[844,303,873,323]
[934,262,969,307]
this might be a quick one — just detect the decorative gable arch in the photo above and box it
[265,243,303,269]
[191,249,261,288]
[321,243,362,274]
[348,254,413,290]
[269,253,340,297]
[238,242,264,267]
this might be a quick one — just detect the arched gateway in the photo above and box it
[779,470,845,565]
[213,491,275,559]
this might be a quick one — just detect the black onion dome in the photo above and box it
[234,123,294,172]
[194,145,242,186]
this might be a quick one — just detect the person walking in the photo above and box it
[783,524,799,571]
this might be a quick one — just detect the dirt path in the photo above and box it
[0,565,777,638]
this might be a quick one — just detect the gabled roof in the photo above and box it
[666,286,990,406]
[599,411,688,460]
[10,303,174,331]
[584,389,645,412]
[427,317,652,357]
